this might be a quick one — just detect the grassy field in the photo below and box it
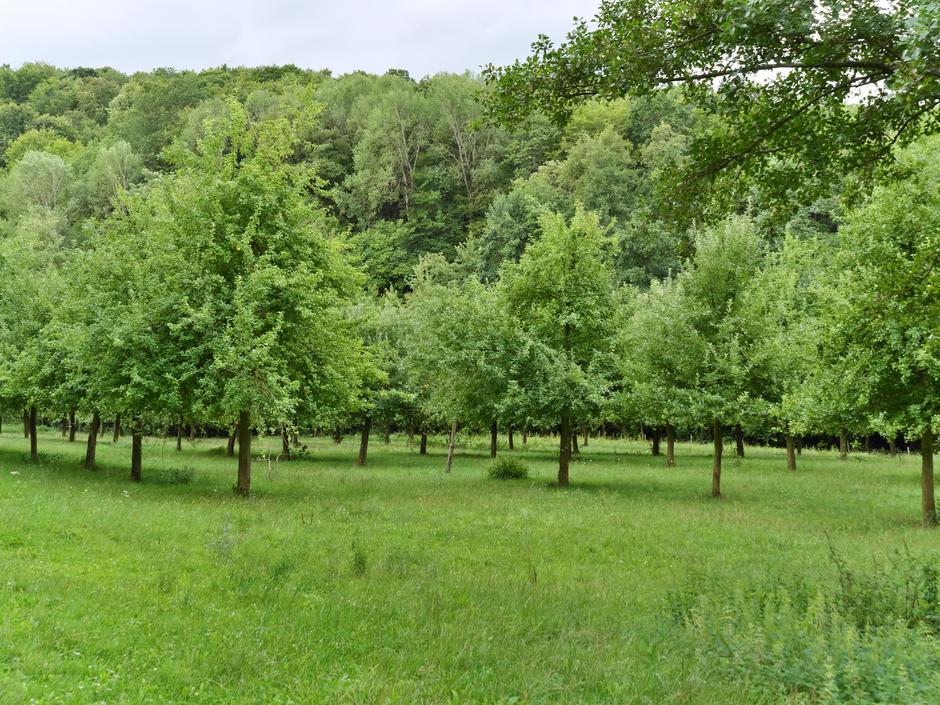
[0,428,937,704]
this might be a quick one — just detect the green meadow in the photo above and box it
[1,430,937,704]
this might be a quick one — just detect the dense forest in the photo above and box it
[0,52,936,521]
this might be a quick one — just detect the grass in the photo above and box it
[0,428,937,704]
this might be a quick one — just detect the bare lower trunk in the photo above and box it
[189,425,196,441]
[572,430,580,454]
[651,428,661,456]
[666,424,675,467]
[333,429,342,444]
[419,431,428,455]
[130,430,142,482]
[583,426,589,448]
[226,430,236,457]
[236,410,251,495]
[735,424,744,458]
[839,430,848,459]
[176,423,183,451]
[99,418,105,438]
[358,418,370,466]
[922,426,936,527]
[61,417,67,437]
[508,427,514,450]
[407,426,414,448]
[68,410,75,442]
[889,436,897,457]
[84,412,100,470]
[490,420,498,458]
[558,410,571,487]
[711,419,722,498]
[785,433,796,471]
[113,415,121,443]
[523,430,528,445]
[28,406,38,461]
[445,419,457,473]
[281,427,291,459]
[23,411,29,438]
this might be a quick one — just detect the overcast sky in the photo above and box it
[1,1,600,77]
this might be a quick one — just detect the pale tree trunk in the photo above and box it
[839,430,848,459]
[735,424,745,458]
[889,436,897,457]
[445,419,457,473]
[99,418,106,439]
[785,432,796,471]
[490,420,498,458]
[84,412,100,470]
[236,410,251,495]
[358,418,371,466]
[666,424,675,467]
[281,427,291,459]
[522,430,528,445]
[558,410,572,486]
[711,419,723,498]
[130,429,142,482]
[922,426,936,527]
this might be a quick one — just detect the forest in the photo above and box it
[1,1,939,703]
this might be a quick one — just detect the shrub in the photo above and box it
[487,457,529,480]
[667,549,940,704]
[159,465,196,485]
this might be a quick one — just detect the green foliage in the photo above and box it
[487,455,529,480]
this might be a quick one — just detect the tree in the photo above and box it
[498,207,617,485]
[485,0,940,206]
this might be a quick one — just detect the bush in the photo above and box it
[487,457,529,480]
[159,466,196,485]
[667,548,940,704]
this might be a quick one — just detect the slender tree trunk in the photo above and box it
[666,424,675,467]
[572,430,580,454]
[68,410,75,442]
[785,433,796,471]
[864,434,871,453]
[796,437,802,455]
[61,417,68,437]
[358,418,371,466]
[711,419,723,498]
[333,429,342,444]
[651,428,661,456]
[523,430,528,445]
[559,410,572,486]
[23,411,29,438]
[735,424,745,458]
[922,426,936,527]
[226,429,236,457]
[839,430,848,459]
[28,406,38,461]
[407,426,414,448]
[419,430,428,456]
[112,414,121,443]
[445,419,457,473]
[130,430,142,482]
[490,420,498,458]
[189,425,196,441]
[176,423,183,452]
[281,427,291,459]
[236,411,251,495]
[889,436,897,457]
[99,418,106,438]
[84,411,100,470]
[508,427,514,451]
[583,425,589,448]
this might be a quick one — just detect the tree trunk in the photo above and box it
[666,424,675,467]
[889,436,897,457]
[22,411,29,438]
[333,429,342,444]
[281,427,291,459]
[735,424,745,458]
[864,434,871,453]
[419,431,428,456]
[113,414,121,443]
[490,420,498,458]
[99,418,106,438]
[236,410,251,496]
[358,418,371,466]
[922,426,936,527]
[28,406,38,461]
[61,417,68,437]
[189,425,196,441]
[68,410,75,442]
[651,427,661,456]
[523,430,528,445]
[407,426,414,448]
[711,419,723,498]
[84,412,100,470]
[508,427,514,451]
[572,430,580,454]
[226,430,236,457]
[796,437,802,455]
[130,431,142,482]
[445,419,457,473]
[176,424,183,452]
[558,410,571,486]
[785,433,796,471]
[839,430,848,459]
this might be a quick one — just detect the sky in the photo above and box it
[1,1,600,77]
